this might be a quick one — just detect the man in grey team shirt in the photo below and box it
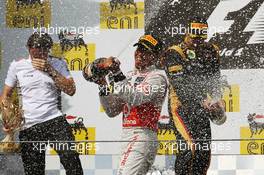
[0,32,83,175]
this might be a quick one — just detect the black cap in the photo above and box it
[133,34,162,53]
[27,32,53,49]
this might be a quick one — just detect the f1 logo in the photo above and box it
[207,0,264,44]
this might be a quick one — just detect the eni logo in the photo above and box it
[6,0,51,28]
[100,1,144,29]
[68,116,89,140]
[51,32,96,71]
[240,126,264,155]
[109,0,138,14]
[247,113,264,138]
[58,31,88,53]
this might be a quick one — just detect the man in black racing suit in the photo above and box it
[161,17,226,175]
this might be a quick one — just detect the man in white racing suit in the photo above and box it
[83,34,167,175]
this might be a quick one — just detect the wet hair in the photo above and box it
[27,32,53,49]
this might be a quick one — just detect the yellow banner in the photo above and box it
[51,43,96,71]
[100,2,144,29]
[50,127,96,155]
[157,129,177,155]
[240,126,264,155]
[6,0,51,28]
[222,84,240,112]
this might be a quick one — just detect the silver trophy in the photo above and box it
[0,98,24,153]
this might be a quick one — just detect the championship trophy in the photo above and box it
[0,96,24,153]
